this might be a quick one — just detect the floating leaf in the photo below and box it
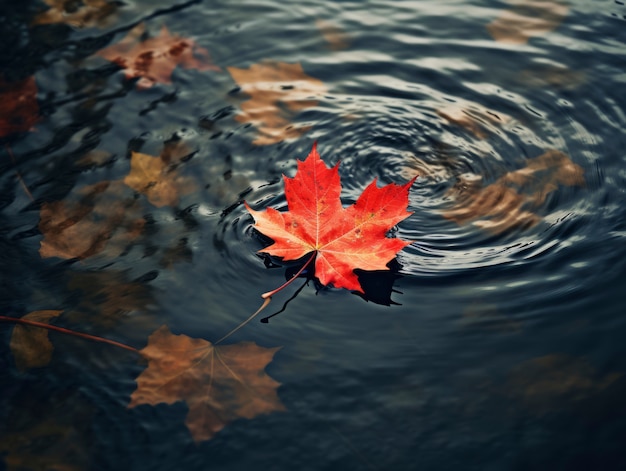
[123,140,196,207]
[9,310,63,370]
[32,0,119,29]
[129,325,284,442]
[245,143,415,292]
[443,150,584,234]
[227,61,326,145]
[487,0,569,44]
[0,76,38,138]
[96,23,220,89]
[39,180,145,259]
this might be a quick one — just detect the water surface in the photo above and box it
[2,0,626,469]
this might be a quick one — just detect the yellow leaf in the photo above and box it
[123,145,196,207]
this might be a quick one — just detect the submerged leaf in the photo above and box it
[443,150,584,234]
[32,0,119,28]
[9,310,63,370]
[506,354,622,414]
[316,19,350,50]
[227,61,326,145]
[123,141,196,207]
[129,325,285,442]
[245,144,415,292]
[39,180,145,260]
[437,101,512,139]
[96,23,220,88]
[487,0,569,44]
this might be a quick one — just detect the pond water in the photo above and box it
[2,0,626,469]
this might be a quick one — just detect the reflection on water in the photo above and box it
[1,0,626,469]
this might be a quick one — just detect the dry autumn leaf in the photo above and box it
[0,76,39,138]
[39,180,145,259]
[123,140,197,207]
[487,0,569,44]
[245,144,415,292]
[443,150,584,234]
[227,61,326,145]
[129,325,285,442]
[32,0,118,29]
[96,23,220,89]
[9,310,63,370]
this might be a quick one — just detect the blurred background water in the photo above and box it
[1,0,626,469]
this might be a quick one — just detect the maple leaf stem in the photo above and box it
[214,297,271,345]
[261,251,316,299]
[214,251,316,345]
[0,315,139,353]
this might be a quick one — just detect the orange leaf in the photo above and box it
[129,325,285,442]
[245,143,415,292]
[0,76,38,138]
[96,23,220,89]
[227,61,326,145]
[9,310,63,371]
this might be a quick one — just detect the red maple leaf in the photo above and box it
[245,143,415,293]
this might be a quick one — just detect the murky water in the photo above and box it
[2,0,626,469]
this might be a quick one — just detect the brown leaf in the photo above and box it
[32,0,118,29]
[129,325,285,442]
[96,23,220,89]
[39,180,145,259]
[487,0,569,44]
[9,310,63,370]
[0,76,39,138]
[443,150,584,234]
[227,61,326,145]
[123,141,197,207]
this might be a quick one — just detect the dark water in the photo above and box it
[2,0,626,469]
